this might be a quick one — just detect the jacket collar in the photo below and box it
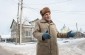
[40,19,54,25]
[40,19,47,23]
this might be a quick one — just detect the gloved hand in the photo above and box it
[42,31,51,40]
[67,31,76,38]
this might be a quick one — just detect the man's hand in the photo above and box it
[42,31,51,40]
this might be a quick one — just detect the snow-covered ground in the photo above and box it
[0,38,85,55]
[58,38,85,55]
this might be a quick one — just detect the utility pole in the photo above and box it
[19,0,23,44]
[16,2,20,45]
[76,22,78,32]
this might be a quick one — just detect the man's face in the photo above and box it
[43,12,51,22]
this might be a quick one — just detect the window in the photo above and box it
[26,31,28,36]
[25,31,31,36]
[28,31,31,36]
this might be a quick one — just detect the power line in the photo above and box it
[52,10,85,13]
[23,6,39,12]
[23,6,85,13]
[24,0,72,5]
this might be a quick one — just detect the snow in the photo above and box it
[0,38,85,55]
[57,38,85,55]
[0,42,37,55]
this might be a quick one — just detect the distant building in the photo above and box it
[60,24,70,33]
[0,35,11,42]
[0,35,1,42]
[10,18,39,43]
[74,32,85,38]
[83,32,85,34]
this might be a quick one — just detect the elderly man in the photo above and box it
[33,7,75,55]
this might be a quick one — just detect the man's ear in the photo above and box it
[40,10,43,16]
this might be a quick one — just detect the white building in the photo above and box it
[60,24,70,33]
[10,18,39,43]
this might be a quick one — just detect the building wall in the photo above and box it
[11,25,35,42]
[10,19,39,42]
[11,21,17,38]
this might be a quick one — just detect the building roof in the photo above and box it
[10,19,17,28]
[23,19,31,25]
[10,19,32,29]
[29,18,39,23]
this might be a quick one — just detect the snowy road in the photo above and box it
[0,46,12,55]
[0,38,85,55]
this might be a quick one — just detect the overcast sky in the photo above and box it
[0,0,85,35]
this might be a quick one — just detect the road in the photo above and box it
[0,46,13,55]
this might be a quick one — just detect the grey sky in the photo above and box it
[0,0,85,35]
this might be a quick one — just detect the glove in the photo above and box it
[42,31,51,40]
[67,31,76,38]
